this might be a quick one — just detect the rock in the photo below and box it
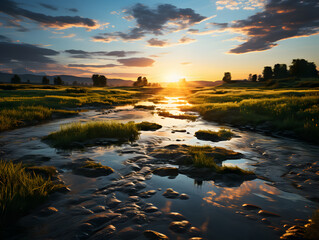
[163,188,180,198]
[145,206,159,213]
[188,227,202,237]
[144,230,169,240]
[78,222,94,232]
[106,196,121,208]
[258,210,280,217]
[189,238,203,240]
[86,212,121,227]
[168,212,187,221]
[242,204,262,210]
[128,196,140,202]
[169,220,191,233]
[261,218,271,225]
[40,206,58,216]
[179,193,190,200]
[118,227,141,239]
[153,167,179,176]
[132,214,148,224]
[89,225,116,240]
[140,190,157,198]
[245,214,258,220]
[70,206,94,215]
[91,205,106,213]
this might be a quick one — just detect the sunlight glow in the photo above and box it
[165,73,186,82]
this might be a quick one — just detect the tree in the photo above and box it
[222,72,231,83]
[54,76,63,85]
[289,59,318,78]
[92,74,107,87]
[11,74,21,84]
[258,74,263,82]
[133,76,148,87]
[251,74,257,82]
[42,76,50,85]
[273,64,288,79]
[262,66,273,81]
[248,74,252,81]
[142,77,148,86]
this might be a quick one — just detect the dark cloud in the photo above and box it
[117,57,155,67]
[0,42,59,63]
[147,38,169,47]
[65,49,139,58]
[179,36,196,44]
[0,0,99,30]
[39,3,58,11]
[67,8,78,13]
[0,34,11,42]
[226,0,319,53]
[68,64,119,68]
[93,3,206,42]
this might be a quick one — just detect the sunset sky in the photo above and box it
[0,0,318,82]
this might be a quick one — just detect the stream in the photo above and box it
[1,96,318,240]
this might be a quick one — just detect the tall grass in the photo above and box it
[158,111,197,121]
[0,161,59,224]
[46,121,139,148]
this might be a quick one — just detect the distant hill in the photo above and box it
[0,72,134,87]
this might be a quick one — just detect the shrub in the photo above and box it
[136,121,162,131]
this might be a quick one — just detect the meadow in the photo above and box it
[183,81,319,144]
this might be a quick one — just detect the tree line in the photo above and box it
[223,59,318,83]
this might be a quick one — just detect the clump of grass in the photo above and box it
[81,160,111,170]
[134,105,156,110]
[24,166,58,179]
[45,121,139,148]
[195,128,234,142]
[188,145,243,161]
[191,150,253,175]
[305,209,319,240]
[158,111,197,121]
[136,121,162,131]
[0,161,61,225]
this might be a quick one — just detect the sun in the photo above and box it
[165,73,186,83]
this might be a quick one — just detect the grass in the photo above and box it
[45,121,139,148]
[0,84,141,132]
[134,105,156,110]
[136,121,162,131]
[158,110,197,121]
[0,161,62,225]
[195,128,234,142]
[184,87,319,143]
[188,145,242,161]
[305,209,319,240]
[81,160,112,171]
[188,147,253,175]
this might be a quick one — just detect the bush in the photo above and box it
[195,128,234,142]
[136,121,162,131]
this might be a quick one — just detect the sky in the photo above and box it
[0,0,318,82]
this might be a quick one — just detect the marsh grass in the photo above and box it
[195,128,234,141]
[189,148,253,175]
[81,161,113,171]
[136,121,162,131]
[188,145,242,161]
[0,161,61,225]
[134,105,156,110]
[305,209,319,240]
[158,111,197,121]
[46,121,139,148]
[185,88,319,143]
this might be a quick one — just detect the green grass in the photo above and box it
[136,121,162,131]
[81,160,112,171]
[45,121,139,148]
[0,84,141,132]
[188,148,253,175]
[188,145,242,161]
[184,88,319,143]
[158,111,197,121]
[0,161,62,225]
[195,128,234,141]
[305,209,319,240]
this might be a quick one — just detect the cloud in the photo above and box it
[61,33,76,38]
[68,64,119,68]
[0,0,100,30]
[118,57,155,67]
[93,3,207,42]
[39,3,58,11]
[146,36,196,47]
[216,0,265,10]
[226,0,319,53]
[0,42,59,63]
[67,8,78,13]
[65,49,139,58]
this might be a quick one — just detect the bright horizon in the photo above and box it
[0,0,318,82]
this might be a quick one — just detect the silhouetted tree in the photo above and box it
[273,64,289,79]
[26,79,30,84]
[54,76,63,85]
[262,66,273,81]
[251,74,257,82]
[72,81,78,86]
[248,74,252,81]
[222,72,231,83]
[133,76,148,87]
[258,75,263,82]
[42,76,50,85]
[11,74,21,84]
[142,77,148,86]
[92,74,107,87]
[289,59,318,78]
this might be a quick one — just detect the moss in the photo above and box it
[45,121,139,148]
[195,128,234,142]
[158,111,197,121]
[136,121,162,131]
